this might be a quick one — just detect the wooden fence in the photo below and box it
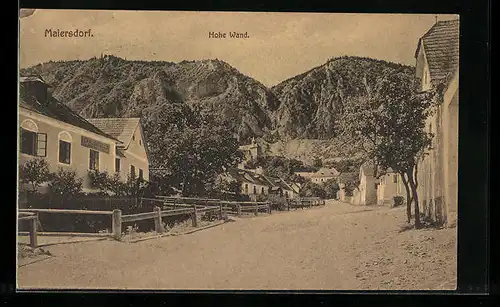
[18,212,38,248]
[18,196,325,245]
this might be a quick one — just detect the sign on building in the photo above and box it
[81,136,110,154]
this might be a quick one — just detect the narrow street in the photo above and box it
[17,201,456,290]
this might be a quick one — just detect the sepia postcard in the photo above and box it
[17,9,459,291]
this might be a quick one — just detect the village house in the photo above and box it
[376,169,407,206]
[414,19,459,227]
[295,167,339,184]
[353,163,377,206]
[18,76,122,193]
[238,137,262,162]
[86,118,150,182]
[224,168,270,201]
[223,168,297,200]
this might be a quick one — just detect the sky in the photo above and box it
[19,10,458,87]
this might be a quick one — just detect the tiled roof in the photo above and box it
[226,168,293,191]
[313,167,339,178]
[19,82,119,142]
[227,168,270,186]
[20,76,49,84]
[416,19,459,81]
[86,118,141,148]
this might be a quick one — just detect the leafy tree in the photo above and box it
[299,182,326,199]
[143,105,242,197]
[324,179,340,199]
[336,70,437,227]
[19,158,51,192]
[48,168,83,196]
[312,157,323,169]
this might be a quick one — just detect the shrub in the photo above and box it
[299,182,326,199]
[393,196,405,207]
[19,158,51,192]
[266,193,288,211]
[324,179,340,199]
[48,167,83,196]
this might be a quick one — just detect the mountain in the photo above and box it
[271,56,414,139]
[20,55,415,161]
[20,55,280,143]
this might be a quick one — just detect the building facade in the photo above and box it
[87,118,150,182]
[357,164,377,206]
[414,19,459,227]
[295,167,339,184]
[377,171,407,206]
[19,77,121,193]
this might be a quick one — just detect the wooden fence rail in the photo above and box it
[19,208,114,215]
[17,213,38,248]
[18,196,322,243]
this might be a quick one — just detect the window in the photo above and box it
[115,158,120,173]
[20,128,37,155]
[139,169,144,181]
[139,139,142,146]
[261,187,265,194]
[58,140,71,164]
[89,149,99,170]
[20,128,47,157]
[253,186,256,194]
[245,184,248,193]
[393,174,398,184]
[130,165,136,179]
[132,134,135,141]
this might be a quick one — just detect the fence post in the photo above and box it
[154,206,164,233]
[237,204,242,216]
[219,203,224,220]
[112,209,122,240]
[29,215,38,248]
[267,202,271,214]
[191,205,198,227]
[254,203,258,216]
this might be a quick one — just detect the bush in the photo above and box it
[48,167,83,196]
[393,196,405,207]
[19,158,51,192]
[299,182,326,199]
[266,193,289,211]
[324,179,340,199]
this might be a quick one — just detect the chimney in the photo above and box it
[21,77,51,105]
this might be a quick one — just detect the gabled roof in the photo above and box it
[415,19,459,82]
[20,76,50,84]
[86,118,141,149]
[262,175,294,192]
[313,167,339,178]
[19,81,120,142]
[226,168,270,186]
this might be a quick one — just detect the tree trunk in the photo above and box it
[407,168,421,228]
[400,171,412,223]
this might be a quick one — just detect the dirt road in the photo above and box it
[17,201,457,290]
